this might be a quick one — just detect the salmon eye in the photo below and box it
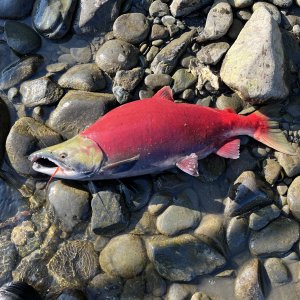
[60,153,67,159]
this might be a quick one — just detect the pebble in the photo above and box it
[235,259,264,300]
[4,21,41,55]
[20,76,64,108]
[161,15,176,27]
[0,0,34,19]
[172,69,197,94]
[100,234,147,278]
[263,158,282,185]
[249,204,281,230]
[146,46,160,62]
[58,64,106,92]
[121,276,145,299]
[228,0,253,8]
[95,39,139,74]
[46,63,68,73]
[47,181,90,232]
[277,182,288,196]
[215,94,244,112]
[268,0,292,7]
[249,217,299,256]
[149,0,170,17]
[146,234,226,281]
[287,176,300,221]
[48,241,99,288]
[166,283,194,300]
[252,2,282,24]
[264,257,290,286]
[150,24,170,40]
[275,146,300,177]
[129,210,158,235]
[47,91,116,139]
[148,192,172,215]
[151,30,195,74]
[6,117,62,176]
[144,74,173,89]
[145,264,166,297]
[170,0,213,17]
[33,0,77,39]
[113,13,150,44]
[196,42,230,65]
[196,0,233,42]
[236,9,252,21]
[114,67,144,92]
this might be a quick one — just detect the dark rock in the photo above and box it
[33,0,77,39]
[198,154,226,182]
[0,43,18,73]
[56,290,87,300]
[227,18,244,40]
[58,64,106,92]
[0,55,43,90]
[146,234,226,281]
[287,176,300,221]
[4,21,41,55]
[215,94,245,113]
[145,264,166,297]
[129,209,158,235]
[121,276,145,299]
[47,91,116,139]
[0,0,35,19]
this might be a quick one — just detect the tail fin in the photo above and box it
[250,111,296,155]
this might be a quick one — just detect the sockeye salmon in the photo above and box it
[29,87,295,180]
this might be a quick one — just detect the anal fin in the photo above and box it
[176,153,199,176]
[216,139,240,159]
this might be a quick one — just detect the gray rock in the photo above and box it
[46,63,69,74]
[226,216,249,254]
[121,276,145,300]
[264,257,290,286]
[151,30,195,74]
[249,217,299,256]
[144,74,173,89]
[69,40,92,64]
[191,292,213,300]
[145,264,166,297]
[149,0,170,17]
[215,94,244,112]
[58,64,106,92]
[252,2,281,24]
[47,91,116,139]
[275,147,300,177]
[148,192,172,215]
[268,0,292,7]
[100,234,147,278]
[235,259,264,300]
[249,204,281,230]
[74,0,124,35]
[170,0,214,17]
[287,176,300,221]
[114,67,144,92]
[172,69,197,94]
[263,158,282,185]
[150,24,169,41]
[228,0,253,7]
[33,0,77,39]
[146,234,226,281]
[20,77,64,108]
[91,188,129,235]
[236,9,252,21]
[0,0,34,19]
[220,7,288,103]
[113,13,150,44]
[4,21,41,55]
[95,39,139,74]
[0,55,43,90]
[166,283,195,300]
[6,117,62,176]
[196,42,230,65]
[47,181,90,232]
[196,0,233,43]
[48,241,99,288]
[225,171,274,217]
[87,273,123,299]
[146,46,160,62]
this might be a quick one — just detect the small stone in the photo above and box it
[170,0,213,17]
[129,210,158,235]
[100,234,147,278]
[151,24,169,40]
[263,158,282,185]
[172,69,197,94]
[149,0,170,17]
[145,264,166,297]
[191,292,213,300]
[196,42,230,65]
[264,257,289,286]
[268,0,292,7]
[228,0,253,8]
[287,176,300,221]
[161,15,176,26]
[145,74,173,89]
[121,276,145,299]
[148,192,172,215]
[275,147,300,177]
[277,182,288,196]
[236,9,252,21]
[114,67,144,92]
[70,42,92,64]
[215,94,244,112]
[181,88,195,100]
[11,221,34,246]
[167,283,194,300]
[139,89,154,99]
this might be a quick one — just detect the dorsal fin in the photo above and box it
[153,86,174,102]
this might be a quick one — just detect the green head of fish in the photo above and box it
[29,135,104,180]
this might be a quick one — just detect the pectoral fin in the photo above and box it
[216,139,240,159]
[101,155,140,174]
[176,153,199,176]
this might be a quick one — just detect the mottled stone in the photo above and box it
[149,0,170,17]
[264,258,289,286]
[170,0,214,17]
[287,176,300,221]
[167,283,195,300]
[114,67,144,92]
[196,42,230,65]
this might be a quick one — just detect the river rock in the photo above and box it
[196,42,230,65]
[0,0,34,19]
[113,13,150,44]
[48,241,99,288]
[0,55,43,90]
[167,283,195,300]
[144,74,173,89]
[287,176,300,221]
[95,39,139,74]
[47,181,90,232]
[20,76,64,108]
[264,257,289,286]
[58,64,106,92]
[151,30,195,74]
[100,234,147,278]
[235,259,264,300]
[215,94,244,112]
[146,234,226,281]
[228,0,253,7]
[4,21,41,55]
[275,147,300,177]
[113,67,144,93]
[249,217,299,256]
[33,0,77,39]
[145,264,166,297]
[220,7,288,103]
[6,117,62,176]
[172,69,197,94]
[91,188,129,235]
[196,0,233,43]
[263,158,282,185]
[150,24,169,41]
[170,0,214,17]
[149,0,170,17]
[252,2,281,24]
[121,276,145,299]
[74,0,124,35]
[148,192,172,215]
[47,91,116,139]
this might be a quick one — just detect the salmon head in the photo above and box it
[28,135,104,180]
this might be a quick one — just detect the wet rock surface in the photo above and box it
[0,0,35,19]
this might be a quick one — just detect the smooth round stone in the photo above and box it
[70,43,92,64]
[58,64,106,92]
[46,63,68,73]
[268,0,292,7]
[95,39,139,74]
[216,94,244,112]
[146,46,160,62]
[144,74,173,89]
[197,42,230,65]
[252,2,281,24]
[0,0,34,19]
[228,0,253,8]
[113,13,150,44]
[249,217,300,256]
[287,176,300,221]
[149,0,170,17]
[264,258,289,286]
[172,69,197,94]
[99,234,147,278]
[4,21,41,55]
